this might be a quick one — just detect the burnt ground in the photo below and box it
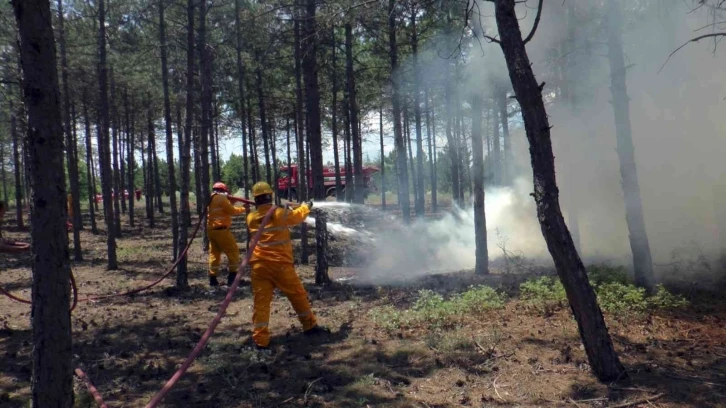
[1,206,725,408]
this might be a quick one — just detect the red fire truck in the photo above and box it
[277,164,379,200]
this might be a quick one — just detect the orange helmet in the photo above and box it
[212,181,228,193]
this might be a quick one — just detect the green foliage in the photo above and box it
[519,276,567,313]
[587,264,630,286]
[595,282,648,314]
[370,286,505,331]
[649,284,690,310]
[519,267,689,317]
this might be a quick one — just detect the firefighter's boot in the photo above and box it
[227,272,237,286]
[209,276,219,287]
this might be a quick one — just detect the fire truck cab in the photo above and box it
[277,164,379,200]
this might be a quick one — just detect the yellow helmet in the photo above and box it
[252,181,273,197]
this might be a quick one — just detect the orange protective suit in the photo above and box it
[207,193,247,278]
[247,203,316,347]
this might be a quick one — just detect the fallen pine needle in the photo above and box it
[607,393,664,408]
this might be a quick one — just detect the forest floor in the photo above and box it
[1,205,725,408]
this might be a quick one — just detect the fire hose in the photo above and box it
[76,204,278,408]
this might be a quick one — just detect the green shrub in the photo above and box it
[595,282,648,314]
[587,264,630,286]
[452,285,507,314]
[649,284,689,309]
[370,286,505,330]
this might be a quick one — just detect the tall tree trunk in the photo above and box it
[11,113,24,228]
[444,72,460,208]
[379,104,386,210]
[96,0,118,269]
[343,98,353,203]
[471,94,488,275]
[153,137,163,214]
[1,141,8,205]
[303,0,324,200]
[270,119,279,204]
[294,11,306,201]
[606,0,654,291]
[210,101,220,181]
[491,89,501,186]
[199,0,212,250]
[82,92,99,234]
[234,0,249,197]
[160,0,179,259]
[410,10,425,215]
[57,0,82,259]
[178,0,196,289]
[498,86,511,185]
[127,95,135,228]
[286,116,292,199]
[425,88,437,212]
[146,104,156,228]
[110,70,122,237]
[193,126,202,215]
[255,55,272,186]
[388,0,410,222]
[12,1,74,405]
[345,23,364,204]
[247,95,259,183]
[493,0,625,382]
[405,107,417,210]
[331,27,343,201]
[119,102,127,215]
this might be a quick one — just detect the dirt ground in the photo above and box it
[1,206,725,408]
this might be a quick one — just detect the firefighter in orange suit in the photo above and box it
[246,181,328,349]
[207,181,248,287]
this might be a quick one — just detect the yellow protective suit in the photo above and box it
[207,193,247,278]
[247,203,316,347]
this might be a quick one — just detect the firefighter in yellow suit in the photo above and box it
[246,181,328,349]
[207,181,248,287]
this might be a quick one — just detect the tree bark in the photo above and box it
[11,0,73,405]
[160,0,179,259]
[491,89,501,186]
[96,0,118,269]
[303,0,324,200]
[178,0,195,289]
[331,27,343,201]
[345,23,364,204]
[293,9,307,201]
[379,104,386,210]
[57,0,82,258]
[152,134,163,214]
[146,103,156,228]
[343,97,353,203]
[314,209,330,284]
[234,0,249,198]
[410,9,425,215]
[1,139,8,205]
[493,0,625,382]
[255,54,272,186]
[210,101,220,182]
[405,107,417,211]
[127,94,135,228]
[498,85,511,185]
[444,73,460,207]
[82,91,99,234]
[11,113,24,229]
[199,0,212,249]
[389,0,410,222]
[425,88,437,212]
[471,94,488,275]
[110,70,122,236]
[606,0,654,291]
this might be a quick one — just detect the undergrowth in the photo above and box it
[370,285,505,331]
[519,264,689,316]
